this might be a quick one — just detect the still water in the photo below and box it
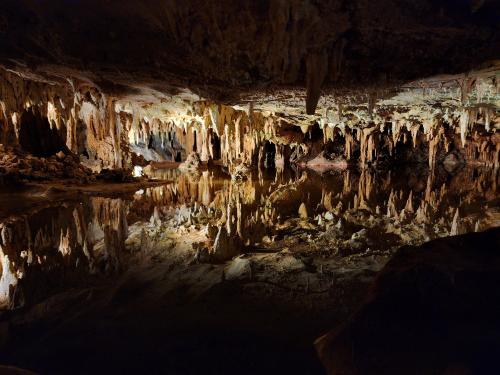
[1,165,498,310]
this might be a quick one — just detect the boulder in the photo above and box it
[225,256,252,280]
[178,152,201,172]
[316,228,500,374]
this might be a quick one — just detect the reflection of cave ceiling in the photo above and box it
[1,0,499,113]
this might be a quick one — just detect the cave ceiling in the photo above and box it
[1,0,499,121]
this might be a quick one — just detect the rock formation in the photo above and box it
[0,65,498,180]
[0,0,498,178]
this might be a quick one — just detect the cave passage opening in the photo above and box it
[211,131,221,160]
[263,141,276,168]
[18,109,67,157]
[76,119,89,158]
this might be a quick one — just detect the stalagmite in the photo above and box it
[298,203,309,219]
[450,209,460,236]
[0,253,17,309]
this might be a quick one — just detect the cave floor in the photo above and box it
[0,165,498,374]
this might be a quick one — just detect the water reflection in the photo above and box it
[0,197,127,309]
[137,166,498,249]
[0,166,498,309]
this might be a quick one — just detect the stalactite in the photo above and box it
[305,50,328,115]
[450,208,460,236]
[359,126,378,166]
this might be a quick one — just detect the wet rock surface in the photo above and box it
[316,228,500,375]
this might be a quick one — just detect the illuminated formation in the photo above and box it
[0,66,498,181]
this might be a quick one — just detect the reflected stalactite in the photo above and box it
[133,164,499,256]
[0,197,127,309]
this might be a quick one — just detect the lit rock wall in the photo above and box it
[0,69,133,171]
[122,70,500,171]
[0,67,498,173]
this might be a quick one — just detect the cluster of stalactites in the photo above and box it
[0,70,74,146]
[205,103,268,169]
[0,69,269,171]
[127,117,186,161]
[140,102,281,170]
[318,105,498,169]
[152,101,498,171]
[1,67,498,173]
[0,69,137,171]
[125,101,270,167]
